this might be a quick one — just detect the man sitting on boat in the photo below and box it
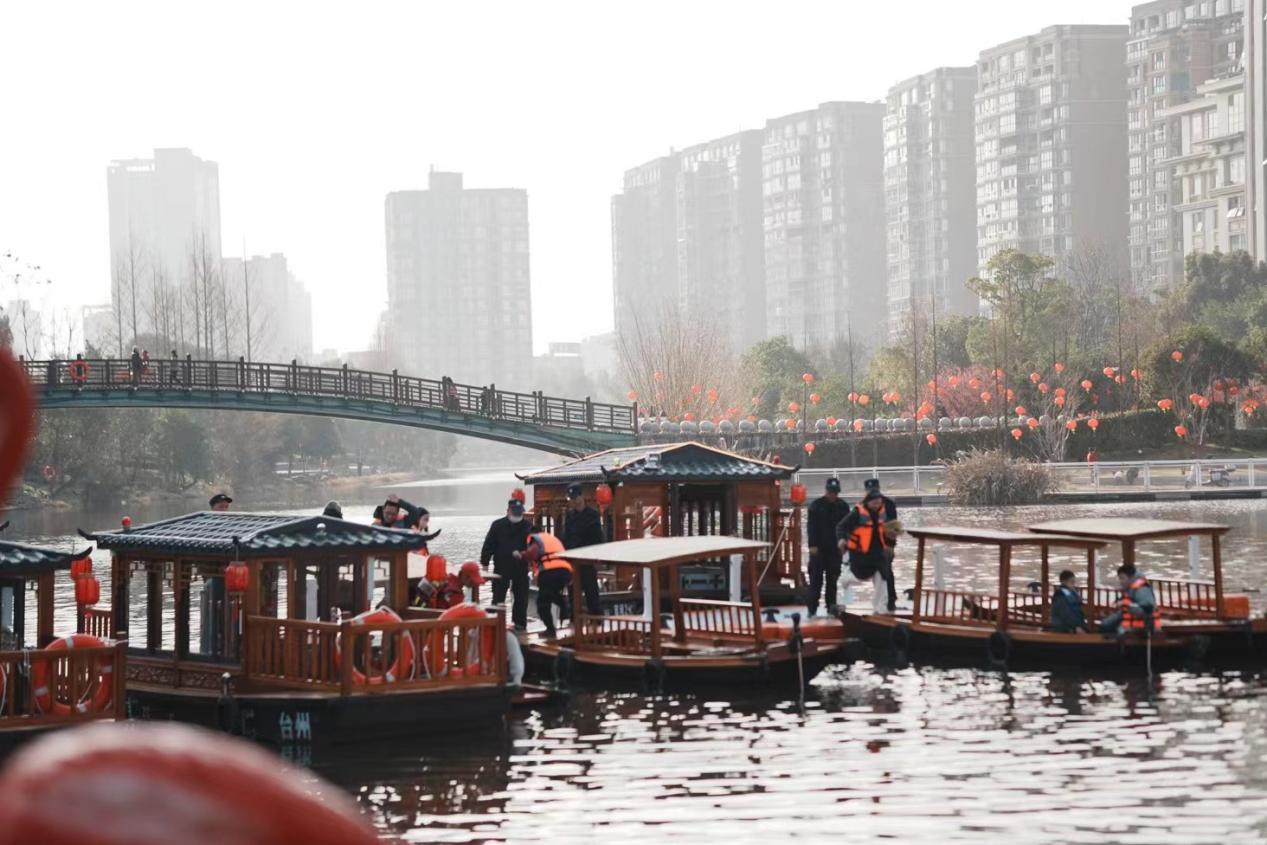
[416,561,487,610]
[1051,569,1089,634]
[1098,564,1160,635]
[835,490,893,614]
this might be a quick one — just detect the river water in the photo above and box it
[6,474,1267,843]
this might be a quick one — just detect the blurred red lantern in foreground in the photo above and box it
[790,483,808,505]
[225,562,250,594]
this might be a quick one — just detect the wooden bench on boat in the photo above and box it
[521,535,850,688]
[84,512,510,746]
[0,539,126,752]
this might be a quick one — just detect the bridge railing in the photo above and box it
[21,357,637,436]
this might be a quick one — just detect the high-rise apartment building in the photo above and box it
[385,171,532,387]
[975,26,1130,277]
[1246,0,1267,258]
[763,102,886,352]
[884,68,979,340]
[1128,0,1244,290]
[107,148,222,296]
[220,253,314,362]
[611,131,765,353]
[1161,73,1249,258]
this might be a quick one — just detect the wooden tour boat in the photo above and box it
[842,518,1264,667]
[0,538,126,753]
[521,534,848,689]
[83,511,511,746]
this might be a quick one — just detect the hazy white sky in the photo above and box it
[1,0,1125,357]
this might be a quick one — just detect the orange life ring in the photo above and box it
[68,360,89,383]
[333,607,416,685]
[432,603,496,679]
[32,634,113,715]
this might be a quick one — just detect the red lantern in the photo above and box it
[847,392,859,403]
[684,412,696,421]
[788,401,800,414]
[1053,362,1065,374]
[1087,418,1100,431]
[1065,420,1078,431]
[804,442,816,455]
[121,516,132,529]
[852,420,864,432]
[826,416,838,426]
[969,377,982,390]
[1171,350,1183,363]
[511,487,527,503]
[1010,428,1023,440]
[790,483,808,505]
[1174,424,1189,438]
[1015,405,1027,416]
[225,562,250,594]
[889,391,902,403]
[980,391,992,403]
[1115,374,1126,385]
[1038,383,1049,394]
[627,390,638,402]
[1054,396,1065,407]
[1026,417,1039,429]
[75,575,100,607]
[1080,379,1093,391]
[809,393,821,405]
[1102,367,1116,378]
[707,388,718,403]
[70,556,92,581]
[1157,398,1174,411]
[1029,372,1041,384]
[802,373,814,384]
[858,394,871,406]
[595,483,613,507]
[926,433,937,445]
[785,419,796,430]
[948,376,960,388]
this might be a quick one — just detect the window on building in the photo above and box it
[1191,210,1204,233]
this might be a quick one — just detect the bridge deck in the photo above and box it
[22,357,638,456]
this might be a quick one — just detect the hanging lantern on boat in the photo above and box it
[789,483,808,505]
[225,562,250,594]
[684,412,696,421]
[853,420,864,432]
[785,419,796,430]
[1006,389,1015,401]
[70,555,92,581]
[925,433,937,446]
[595,483,613,507]
[803,442,816,455]
[75,575,100,607]
[802,373,814,384]
[1087,417,1100,431]
[1171,350,1184,363]
[426,554,447,581]
[1010,428,1023,440]
[1054,387,1066,398]
[1131,368,1141,381]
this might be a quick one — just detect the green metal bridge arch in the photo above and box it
[21,357,638,457]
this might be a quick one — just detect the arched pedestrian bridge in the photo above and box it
[20,357,638,456]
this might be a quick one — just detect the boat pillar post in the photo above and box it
[728,555,742,603]
[932,545,946,617]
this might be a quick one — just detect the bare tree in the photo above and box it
[616,303,742,420]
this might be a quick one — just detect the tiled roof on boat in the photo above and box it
[88,512,429,557]
[518,442,796,485]
[0,540,91,574]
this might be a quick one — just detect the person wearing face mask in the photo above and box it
[480,498,534,631]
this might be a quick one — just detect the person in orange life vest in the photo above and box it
[520,532,573,638]
[1098,563,1159,635]
[835,490,892,614]
[416,561,486,610]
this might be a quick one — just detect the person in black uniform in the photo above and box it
[863,478,900,611]
[480,498,534,630]
[806,477,851,616]
[560,482,605,616]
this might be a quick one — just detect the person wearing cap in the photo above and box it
[560,482,605,617]
[480,499,535,630]
[835,489,893,614]
[417,561,487,610]
[209,493,233,512]
[806,477,850,616]
[863,478,900,611]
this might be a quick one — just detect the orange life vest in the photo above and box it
[1120,576,1160,631]
[527,532,573,574]
[845,505,887,554]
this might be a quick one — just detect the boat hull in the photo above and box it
[124,683,511,748]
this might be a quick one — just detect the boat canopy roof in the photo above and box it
[87,512,429,558]
[518,442,796,485]
[907,526,1107,550]
[1028,518,1229,542]
[560,535,769,568]
[0,540,92,576]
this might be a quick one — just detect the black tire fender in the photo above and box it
[986,629,1012,669]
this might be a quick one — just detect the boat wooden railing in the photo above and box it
[574,614,653,653]
[679,598,757,641]
[243,611,507,694]
[81,608,115,639]
[1091,577,1221,620]
[0,641,126,726]
[918,589,1000,627]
